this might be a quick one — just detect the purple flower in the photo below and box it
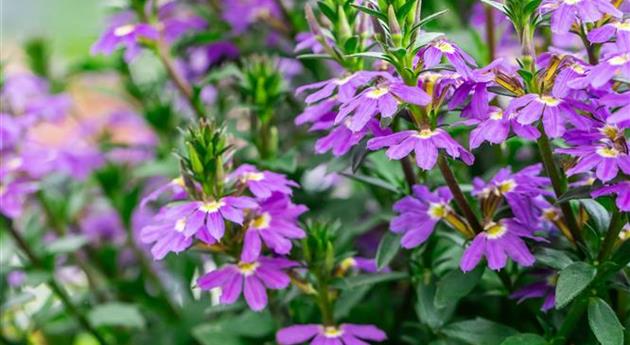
[542,0,622,34]
[600,92,630,126]
[557,134,630,182]
[296,71,387,105]
[0,74,47,113]
[91,18,160,62]
[472,164,551,224]
[391,185,453,249]
[588,19,630,51]
[506,93,578,138]
[0,114,21,151]
[576,52,630,88]
[24,94,72,123]
[511,270,557,312]
[592,181,630,211]
[228,164,298,199]
[79,206,126,245]
[468,107,540,149]
[7,270,26,288]
[197,256,297,311]
[417,39,477,77]
[140,206,197,260]
[314,118,391,157]
[241,193,307,262]
[460,219,542,272]
[339,256,389,274]
[140,177,188,209]
[276,323,387,345]
[367,128,474,170]
[222,0,281,34]
[0,179,38,219]
[176,196,258,242]
[336,77,431,132]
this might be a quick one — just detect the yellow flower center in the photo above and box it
[614,22,630,32]
[539,95,560,106]
[428,203,447,219]
[366,87,389,99]
[619,224,630,241]
[175,218,187,233]
[597,147,620,158]
[570,63,585,74]
[498,179,517,194]
[415,129,436,139]
[242,172,265,182]
[543,208,560,221]
[490,110,504,120]
[114,25,135,37]
[435,41,455,53]
[251,212,271,229]
[199,200,225,213]
[339,257,357,271]
[172,176,185,187]
[546,274,559,286]
[237,261,260,276]
[600,125,619,140]
[323,327,343,338]
[484,222,508,239]
[609,54,630,66]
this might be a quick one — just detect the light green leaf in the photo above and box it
[47,235,88,255]
[578,199,610,233]
[376,232,401,270]
[442,318,518,345]
[588,297,624,345]
[434,265,484,308]
[555,262,597,309]
[88,303,145,329]
[332,272,408,289]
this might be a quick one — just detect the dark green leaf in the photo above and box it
[555,262,597,309]
[442,318,518,345]
[376,232,401,270]
[351,4,388,22]
[339,172,401,193]
[416,280,455,330]
[578,199,610,233]
[500,334,548,345]
[222,310,275,337]
[296,53,336,61]
[588,297,624,345]
[332,271,408,289]
[88,303,145,329]
[418,10,449,27]
[192,323,245,345]
[434,265,484,308]
[534,247,574,270]
[557,185,595,203]
[334,285,371,319]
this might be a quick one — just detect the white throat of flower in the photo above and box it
[609,54,630,66]
[484,222,508,240]
[538,95,560,106]
[174,218,187,233]
[435,41,456,53]
[237,261,259,276]
[366,87,389,99]
[322,326,344,338]
[335,75,354,85]
[242,171,265,182]
[497,179,517,194]
[199,200,225,213]
[490,110,504,120]
[415,128,437,139]
[114,25,135,37]
[614,21,630,32]
[563,0,582,4]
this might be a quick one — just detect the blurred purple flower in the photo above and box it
[197,256,297,311]
[0,179,38,219]
[228,164,298,199]
[7,270,26,288]
[541,0,622,34]
[511,270,557,312]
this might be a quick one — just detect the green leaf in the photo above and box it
[296,53,336,61]
[533,247,574,270]
[47,235,88,255]
[434,265,484,308]
[480,0,508,14]
[578,199,610,233]
[557,185,595,203]
[88,303,145,329]
[416,280,455,330]
[412,32,445,51]
[351,4,388,22]
[500,334,548,345]
[555,262,597,309]
[222,310,275,338]
[332,271,408,289]
[588,297,625,345]
[442,318,518,345]
[418,10,449,27]
[339,172,401,193]
[375,232,401,270]
[334,285,371,319]
[192,323,245,345]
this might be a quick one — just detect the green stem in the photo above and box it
[316,278,334,326]
[536,131,585,251]
[485,4,496,63]
[2,217,108,345]
[597,208,623,262]
[437,155,484,235]
[552,297,588,344]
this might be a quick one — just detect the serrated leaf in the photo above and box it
[500,334,548,345]
[376,232,401,270]
[555,262,597,309]
[588,297,624,345]
[47,235,88,255]
[88,303,145,329]
[434,265,484,308]
[332,271,408,289]
[442,318,518,345]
